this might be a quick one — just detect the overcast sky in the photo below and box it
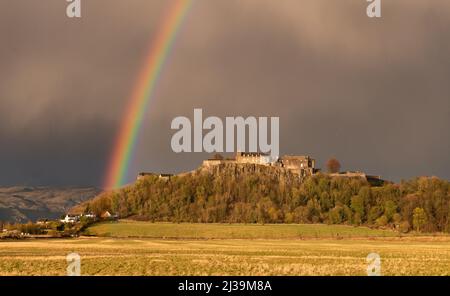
[0,0,449,187]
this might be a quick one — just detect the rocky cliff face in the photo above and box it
[199,162,300,184]
[0,186,100,223]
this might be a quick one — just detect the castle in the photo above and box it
[202,152,318,178]
[138,152,383,184]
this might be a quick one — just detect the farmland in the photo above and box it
[0,222,449,276]
[85,221,400,239]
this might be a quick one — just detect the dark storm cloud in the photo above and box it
[0,0,449,186]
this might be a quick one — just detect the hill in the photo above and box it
[77,163,450,233]
[0,186,100,223]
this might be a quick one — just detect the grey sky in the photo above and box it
[0,0,449,187]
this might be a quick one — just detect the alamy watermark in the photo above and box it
[66,252,81,276]
[366,253,381,276]
[66,0,81,18]
[171,109,279,159]
[367,0,382,18]
[65,1,381,19]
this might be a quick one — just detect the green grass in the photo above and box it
[84,220,401,239]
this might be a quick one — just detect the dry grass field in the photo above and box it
[0,223,449,276]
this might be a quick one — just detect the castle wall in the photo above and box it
[279,156,316,177]
[235,152,272,165]
[201,153,317,178]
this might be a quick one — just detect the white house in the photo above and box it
[61,214,80,223]
[81,213,97,219]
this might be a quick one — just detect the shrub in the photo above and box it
[399,221,410,233]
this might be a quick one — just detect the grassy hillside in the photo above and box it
[84,221,400,239]
[1,236,449,275]
[0,186,100,223]
[79,165,450,233]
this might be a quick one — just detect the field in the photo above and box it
[84,221,401,239]
[0,222,449,276]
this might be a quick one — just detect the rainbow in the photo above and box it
[103,0,193,189]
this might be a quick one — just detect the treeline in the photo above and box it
[0,218,96,238]
[1,221,46,235]
[0,220,81,237]
[81,165,450,233]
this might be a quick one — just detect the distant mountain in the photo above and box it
[0,186,100,223]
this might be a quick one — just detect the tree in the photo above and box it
[351,195,365,223]
[329,206,344,224]
[75,163,450,233]
[319,192,332,211]
[384,200,397,222]
[399,221,410,233]
[375,215,388,227]
[326,158,341,173]
[393,213,402,225]
[368,206,383,224]
[413,207,427,232]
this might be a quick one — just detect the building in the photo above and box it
[137,172,174,181]
[201,159,226,168]
[329,171,384,186]
[101,211,112,219]
[278,155,317,177]
[202,152,276,168]
[135,153,384,184]
[36,219,49,225]
[101,211,119,220]
[235,152,274,165]
[202,152,317,178]
[329,171,367,179]
[60,214,80,224]
[81,213,97,219]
